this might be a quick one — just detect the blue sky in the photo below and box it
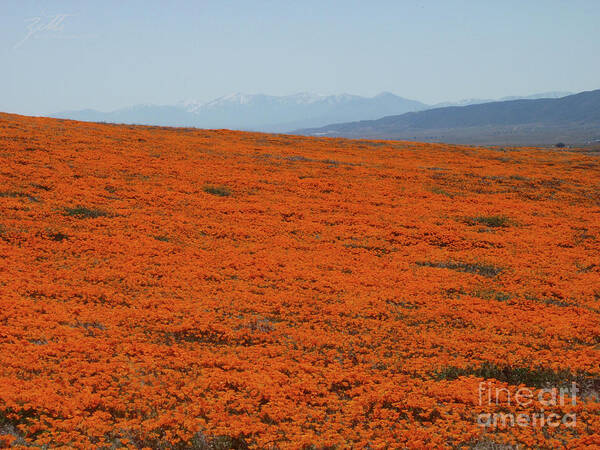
[1,0,599,115]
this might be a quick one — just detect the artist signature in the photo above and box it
[14,14,75,49]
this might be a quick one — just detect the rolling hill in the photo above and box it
[294,89,600,145]
[1,112,600,447]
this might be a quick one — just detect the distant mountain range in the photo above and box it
[51,91,572,135]
[53,92,427,133]
[293,90,600,146]
[430,91,572,108]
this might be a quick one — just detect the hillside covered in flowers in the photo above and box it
[0,112,599,448]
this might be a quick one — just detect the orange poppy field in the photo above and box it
[0,112,599,448]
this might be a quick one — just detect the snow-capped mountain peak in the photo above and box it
[206,92,256,106]
[181,92,377,112]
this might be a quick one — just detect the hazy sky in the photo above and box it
[2,0,599,115]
